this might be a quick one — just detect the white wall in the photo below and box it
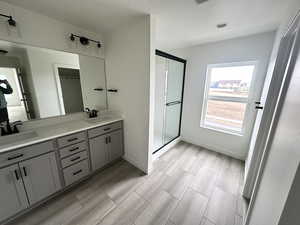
[0,1,104,59]
[278,164,300,225]
[172,31,275,160]
[105,15,152,173]
[26,47,79,118]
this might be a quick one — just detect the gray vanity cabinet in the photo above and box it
[108,129,123,162]
[0,164,29,222]
[89,134,109,171]
[19,152,61,205]
[88,122,123,171]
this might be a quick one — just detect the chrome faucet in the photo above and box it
[0,120,23,136]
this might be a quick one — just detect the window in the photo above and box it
[201,62,257,135]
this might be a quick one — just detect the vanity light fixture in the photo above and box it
[0,49,8,54]
[70,33,102,48]
[0,13,16,26]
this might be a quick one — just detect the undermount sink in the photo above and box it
[0,131,38,146]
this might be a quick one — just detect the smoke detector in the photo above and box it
[195,0,209,4]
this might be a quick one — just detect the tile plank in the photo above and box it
[205,187,237,225]
[98,192,147,225]
[134,191,178,225]
[169,188,208,225]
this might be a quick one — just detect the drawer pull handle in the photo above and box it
[70,156,81,162]
[14,169,20,180]
[68,137,78,142]
[69,147,79,152]
[73,169,82,176]
[23,167,27,177]
[103,128,111,131]
[8,154,24,161]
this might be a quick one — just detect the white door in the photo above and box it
[0,164,28,222]
[243,25,299,198]
[20,152,61,205]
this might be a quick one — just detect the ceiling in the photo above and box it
[1,0,295,50]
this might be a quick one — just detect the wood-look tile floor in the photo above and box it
[11,142,247,225]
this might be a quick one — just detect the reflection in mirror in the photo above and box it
[57,67,83,114]
[0,40,107,125]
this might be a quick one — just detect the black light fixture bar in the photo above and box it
[0,13,16,26]
[70,33,102,48]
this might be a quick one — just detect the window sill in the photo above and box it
[200,125,244,137]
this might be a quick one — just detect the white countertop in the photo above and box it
[0,116,123,154]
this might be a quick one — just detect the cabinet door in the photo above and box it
[20,152,61,205]
[0,164,28,222]
[89,135,109,171]
[108,130,124,162]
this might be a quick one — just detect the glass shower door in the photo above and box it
[153,51,186,153]
[164,59,185,144]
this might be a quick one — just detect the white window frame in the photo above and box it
[200,61,258,136]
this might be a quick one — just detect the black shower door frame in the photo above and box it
[153,50,187,154]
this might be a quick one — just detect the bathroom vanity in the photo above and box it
[0,117,123,224]
[0,29,125,225]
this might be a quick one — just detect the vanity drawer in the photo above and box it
[88,121,122,138]
[61,150,88,168]
[0,141,55,168]
[57,132,86,148]
[63,159,90,186]
[59,141,87,158]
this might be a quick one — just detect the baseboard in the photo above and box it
[122,154,148,174]
[181,138,245,161]
[152,137,182,161]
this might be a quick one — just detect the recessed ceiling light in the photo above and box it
[217,23,227,28]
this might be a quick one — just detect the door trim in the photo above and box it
[53,63,80,115]
[244,11,300,225]
[153,50,187,154]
